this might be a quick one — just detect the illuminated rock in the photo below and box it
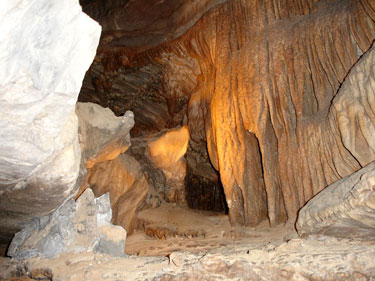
[82,153,149,234]
[79,0,375,228]
[76,102,147,234]
[147,126,190,204]
[296,44,375,238]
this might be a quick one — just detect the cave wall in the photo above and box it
[0,0,101,243]
[81,0,375,226]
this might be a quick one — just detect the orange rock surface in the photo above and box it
[80,0,375,226]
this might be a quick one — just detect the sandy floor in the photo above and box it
[2,204,375,280]
[127,203,295,256]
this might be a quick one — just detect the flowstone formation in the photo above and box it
[296,46,375,239]
[147,126,190,204]
[2,0,375,280]
[296,161,375,239]
[0,0,101,244]
[80,0,375,227]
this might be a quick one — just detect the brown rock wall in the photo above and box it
[79,0,375,226]
[83,153,149,234]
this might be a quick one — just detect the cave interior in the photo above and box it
[1,0,375,279]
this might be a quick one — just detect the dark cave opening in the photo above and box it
[185,168,228,214]
[184,140,228,214]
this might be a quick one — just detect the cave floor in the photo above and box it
[2,204,375,280]
[127,203,293,257]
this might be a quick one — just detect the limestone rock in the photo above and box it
[7,188,126,259]
[82,126,190,234]
[147,126,190,204]
[82,0,227,47]
[76,102,147,235]
[76,102,134,168]
[79,0,375,227]
[0,0,101,243]
[83,153,149,234]
[296,162,375,239]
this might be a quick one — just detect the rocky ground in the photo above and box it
[1,204,375,281]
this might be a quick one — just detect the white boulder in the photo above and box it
[0,0,101,242]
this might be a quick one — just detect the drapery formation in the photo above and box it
[83,0,375,226]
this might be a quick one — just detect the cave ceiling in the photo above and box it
[79,0,375,227]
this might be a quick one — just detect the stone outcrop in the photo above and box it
[296,161,375,239]
[76,102,134,168]
[0,0,101,244]
[82,153,149,234]
[296,44,375,239]
[7,188,126,259]
[79,0,375,227]
[75,102,149,234]
[80,124,190,234]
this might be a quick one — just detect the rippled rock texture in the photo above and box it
[296,161,375,239]
[80,0,375,227]
[0,0,101,243]
[296,46,375,239]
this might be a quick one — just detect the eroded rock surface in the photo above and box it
[76,102,149,234]
[147,126,190,204]
[296,161,375,239]
[79,0,375,228]
[76,102,134,168]
[81,0,227,47]
[83,153,149,234]
[0,0,101,243]
[81,125,191,234]
[7,188,126,259]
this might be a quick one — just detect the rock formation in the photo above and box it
[147,126,190,204]
[75,102,149,234]
[79,122,191,234]
[82,153,149,234]
[296,161,375,239]
[0,0,101,244]
[76,102,134,168]
[80,0,375,227]
[2,0,375,279]
[7,188,126,259]
[296,44,375,239]
[81,0,227,47]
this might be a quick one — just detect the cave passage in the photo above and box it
[184,139,229,214]
[185,165,228,214]
[3,0,375,279]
